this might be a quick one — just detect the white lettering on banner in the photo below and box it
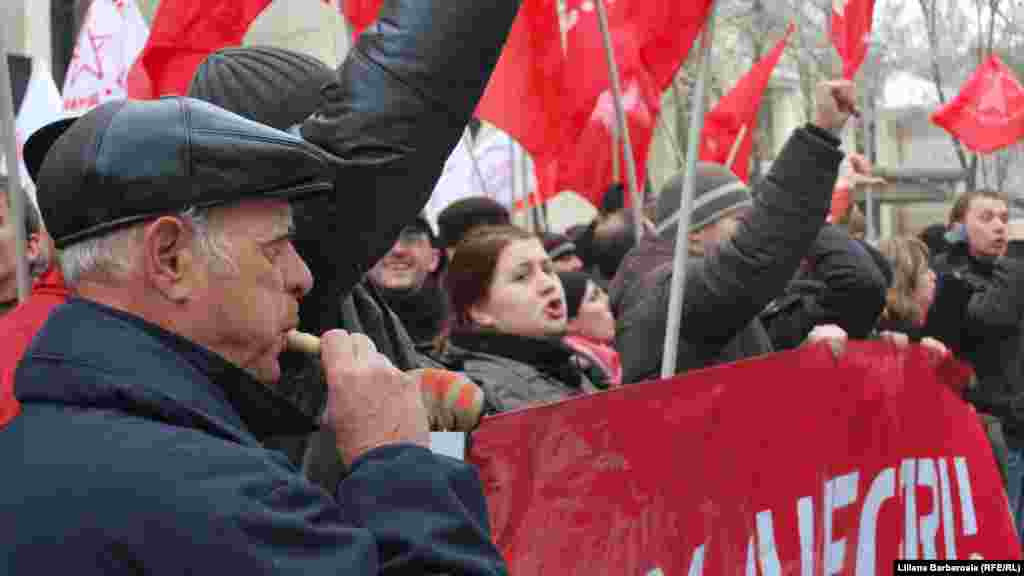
[919,459,940,559]
[675,458,983,575]
[756,510,783,576]
[856,467,895,575]
[956,457,979,535]
[825,472,859,575]
[903,458,920,559]
[745,537,756,576]
[939,458,958,558]
[686,545,704,576]
[798,496,815,576]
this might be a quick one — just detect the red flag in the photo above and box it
[553,72,659,208]
[931,55,1024,154]
[830,0,876,80]
[699,25,792,183]
[342,0,383,39]
[125,0,273,98]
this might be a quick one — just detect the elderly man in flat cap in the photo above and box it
[0,97,506,576]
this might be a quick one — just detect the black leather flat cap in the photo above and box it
[26,97,335,248]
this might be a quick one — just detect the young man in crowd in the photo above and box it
[611,80,863,384]
[927,189,1024,541]
[366,215,449,346]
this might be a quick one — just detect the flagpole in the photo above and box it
[0,49,30,303]
[462,129,494,200]
[593,0,644,245]
[660,2,716,379]
[725,123,749,171]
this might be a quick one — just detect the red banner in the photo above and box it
[468,342,1019,574]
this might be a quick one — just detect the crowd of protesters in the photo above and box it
[2,0,1024,571]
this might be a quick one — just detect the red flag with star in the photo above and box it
[126,0,272,98]
[699,24,792,182]
[931,55,1024,153]
[830,0,876,80]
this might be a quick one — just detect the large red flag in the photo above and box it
[932,55,1024,154]
[830,0,876,80]
[552,71,659,208]
[699,25,792,183]
[126,0,273,98]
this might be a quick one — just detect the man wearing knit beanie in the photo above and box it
[610,79,868,383]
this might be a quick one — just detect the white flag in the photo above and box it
[423,128,537,230]
[62,0,149,115]
[11,58,64,199]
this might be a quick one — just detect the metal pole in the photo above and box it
[593,0,644,245]
[0,49,30,302]
[660,3,716,379]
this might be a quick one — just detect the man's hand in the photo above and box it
[814,80,858,134]
[805,324,848,359]
[320,330,430,467]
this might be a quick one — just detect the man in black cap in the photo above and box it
[2,98,506,574]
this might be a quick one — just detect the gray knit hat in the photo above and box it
[188,46,336,131]
[655,162,753,237]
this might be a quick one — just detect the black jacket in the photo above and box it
[292,0,520,339]
[613,126,844,384]
[268,0,519,465]
[927,244,1024,446]
[4,299,507,575]
[760,224,888,351]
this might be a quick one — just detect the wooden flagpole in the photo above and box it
[661,1,717,378]
[593,0,644,244]
[0,47,30,303]
[725,123,748,171]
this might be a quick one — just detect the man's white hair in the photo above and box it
[59,206,237,289]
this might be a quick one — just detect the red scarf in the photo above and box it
[564,335,622,387]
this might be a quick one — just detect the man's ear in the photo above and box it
[142,217,199,302]
[428,248,441,273]
[467,302,497,329]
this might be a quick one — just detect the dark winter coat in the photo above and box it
[760,224,889,351]
[3,298,506,575]
[612,125,845,384]
[927,244,1024,447]
[446,331,599,414]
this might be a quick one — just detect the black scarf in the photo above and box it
[449,330,585,389]
[375,274,449,345]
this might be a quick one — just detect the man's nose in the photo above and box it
[288,247,314,299]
